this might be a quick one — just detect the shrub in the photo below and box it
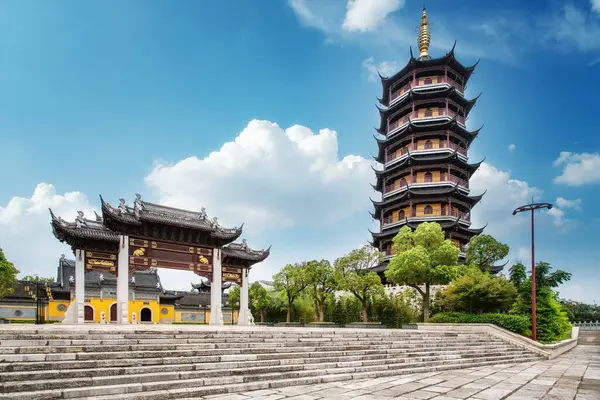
[429,312,531,337]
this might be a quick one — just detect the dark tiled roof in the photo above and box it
[191,280,232,292]
[176,293,228,307]
[222,240,271,263]
[100,195,242,241]
[50,210,119,244]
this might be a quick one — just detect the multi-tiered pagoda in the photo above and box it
[370,8,486,274]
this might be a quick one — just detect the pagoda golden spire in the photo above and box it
[418,7,431,59]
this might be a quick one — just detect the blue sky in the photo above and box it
[1,0,599,303]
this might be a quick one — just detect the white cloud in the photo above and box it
[469,163,542,237]
[507,144,516,152]
[288,0,329,32]
[362,57,402,82]
[342,0,403,32]
[553,151,600,185]
[556,197,582,210]
[0,183,95,278]
[547,207,566,227]
[145,120,373,233]
[592,0,600,14]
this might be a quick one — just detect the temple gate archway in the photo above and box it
[140,307,152,322]
[110,303,117,322]
[84,305,94,322]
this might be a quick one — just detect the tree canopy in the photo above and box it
[304,259,337,322]
[385,222,459,321]
[273,263,308,322]
[465,234,509,273]
[334,245,383,322]
[20,274,55,283]
[0,248,19,299]
[249,281,270,323]
[227,286,240,309]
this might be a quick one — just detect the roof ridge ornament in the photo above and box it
[199,207,208,220]
[76,211,86,228]
[118,199,127,215]
[418,7,431,60]
[134,194,143,218]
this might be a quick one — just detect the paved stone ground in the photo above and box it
[203,345,600,400]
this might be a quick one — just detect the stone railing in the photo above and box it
[574,321,600,330]
[415,323,579,360]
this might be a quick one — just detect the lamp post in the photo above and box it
[512,202,552,341]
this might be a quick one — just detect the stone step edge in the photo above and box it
[0,349,535,388]
[0,344,530,369]
[0,339,507,354]
[10,355,543,400]
[0,346,531,381]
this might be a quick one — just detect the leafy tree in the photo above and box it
[249,281,270,323]
[293,294,316,324]
[334,245,383,322]
[466,234,509,273]
[385,222,459,322]
[20,274,55,283]
[560,300,600,322]
[0,248,19,298]
[511,261,572,342]
[509,262,527,288]
[273,263,308,322]
[305,259,337,322]
[442,267,517,314]
[227,286,240,309]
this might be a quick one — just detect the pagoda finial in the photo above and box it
[418,7,431,60]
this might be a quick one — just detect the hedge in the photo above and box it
[429,312,531,337]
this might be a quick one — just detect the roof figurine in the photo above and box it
[418,7,431,60]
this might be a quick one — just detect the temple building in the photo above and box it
[42,194,269,325]
[370,8,489,274]
[0,256,239,324]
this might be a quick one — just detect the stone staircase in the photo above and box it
[0,325,544,399]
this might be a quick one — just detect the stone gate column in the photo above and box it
[210,249,223,325]
[117,235,129,324]
[238,269,250,326]
[75,249,85,324]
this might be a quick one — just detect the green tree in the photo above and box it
[249,281,270,323]
[511,261,572,342]
[305,259,337,322]
[227,286,240,309]
[509,262,527,288]
[442,267,517,314]
[273,263,308,322]
[20,274,55,283]
[560,300,600,322]
[385,222,459,322]
[0,248,19,298]
[334,245,383,322]
[466,234,509,273]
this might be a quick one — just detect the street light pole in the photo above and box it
[512,202,552,342]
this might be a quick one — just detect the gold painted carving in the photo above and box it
[223,272,241,281]
[198,256,209,264]
[151,242,158,249]
[133,248,146,257]
[88,259,114,267]
[151,259,157,267]
[188,247,194,254]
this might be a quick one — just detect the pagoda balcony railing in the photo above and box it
[382,210,471,227]
[383,175,469,196]
[388,110,465,136]
[385,142,467,164]
[389,77,464,104]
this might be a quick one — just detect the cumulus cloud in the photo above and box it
[556,197,582,210]
[553,151,600,185]
[594,0,600,14]
[469,163,542,237]
[507,144,516,152]
[288,0,329,32]
[342,0,404,32]
[0,183,95,278]
[145,120,373,234]
[362,57,402,82]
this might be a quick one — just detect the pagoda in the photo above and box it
[370,8,487,274]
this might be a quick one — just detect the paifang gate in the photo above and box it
[50,194,270,325]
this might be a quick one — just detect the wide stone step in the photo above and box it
[0,346,530,387]
[2,354,542,399]
[0,337,508,355]
[0,343,519,369]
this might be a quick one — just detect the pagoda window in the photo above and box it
[424,108,433,117]
[424,172,433,183]
[424,205,433,215]
[424,140,433,150]
[398,210,405,220]
[441,205,446,216]
[424,77,433,85]
[400,177,408,186]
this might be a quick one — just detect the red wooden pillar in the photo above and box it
[413,71,416,86]
[410,167,414,183]
[411,135,415,150]
[446,131,450,147]
[445,99,449,116]
[444,66,448,83]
